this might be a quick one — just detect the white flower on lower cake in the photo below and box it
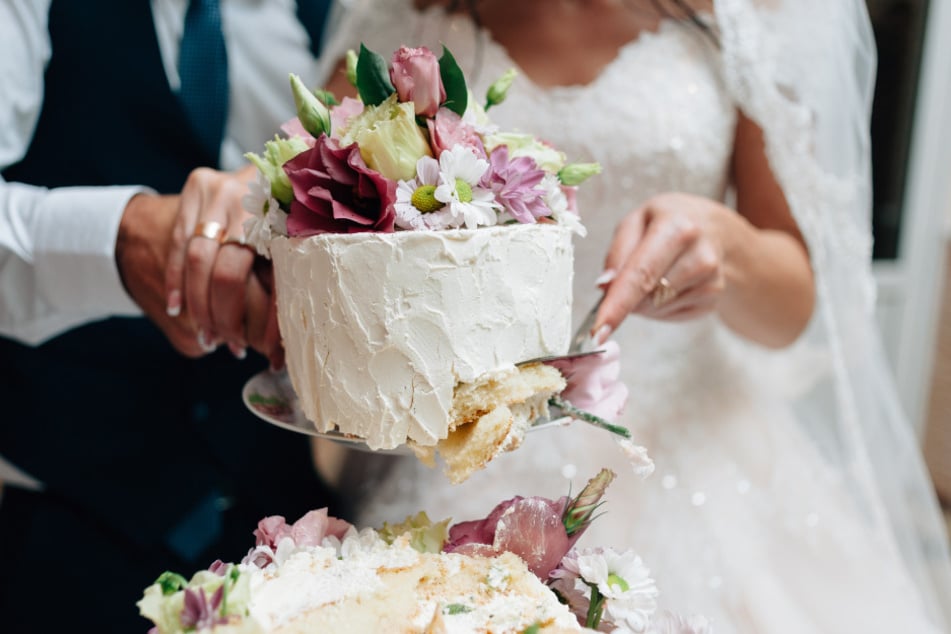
[242,172,286,256]
[552,546,659,633]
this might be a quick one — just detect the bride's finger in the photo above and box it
[636,241,722,313]
[658,294,719,321]
[596,214,698,336]
[600,206,647,283]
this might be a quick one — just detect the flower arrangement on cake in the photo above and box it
[242,44,595,244]
[240,44,641,482]
[139,470,711,633]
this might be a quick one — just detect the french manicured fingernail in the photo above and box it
[595,269,617,287]
[197,329,217,353]
[593,324,612,345]
[228,343,247,360]
[166,290,181,317]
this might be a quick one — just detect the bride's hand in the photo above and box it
[164,165,260,357]
[594,192,731,339]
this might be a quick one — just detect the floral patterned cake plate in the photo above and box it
[242,369,573,455]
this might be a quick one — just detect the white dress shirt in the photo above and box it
[0,0,322,345]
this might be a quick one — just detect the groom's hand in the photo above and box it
[115,192,206,357]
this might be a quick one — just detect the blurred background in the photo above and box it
[866,0,951,519]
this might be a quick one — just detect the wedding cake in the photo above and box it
[243,44,602,478]
[269,223,574,452]
[139,471,706,634]
[140,533,584,633]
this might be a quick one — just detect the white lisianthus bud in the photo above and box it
[558,162,602,186]
[289,73,331,138]
[346,49,359,86]
[485,68,517,110]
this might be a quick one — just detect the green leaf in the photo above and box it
[444,603,472,615]
[439,46,468,116]
[356,43,395,107]
[522,623,542,634]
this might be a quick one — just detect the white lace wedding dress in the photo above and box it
[319,1,951,631]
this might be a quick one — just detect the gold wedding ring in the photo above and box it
[192,220,226,243]
[651,276,677,308]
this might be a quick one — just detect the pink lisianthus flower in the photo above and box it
[482,145,550,224]
[280,117,317,147]
[426,107,486,157]
[547,340,628,422]
[252,515,293,549]
[329,96,365,139]
[444,496,574,579]
[287,508,352,547]
[390,46,446,117]
[252,508,352,550]
[283,134,397,236]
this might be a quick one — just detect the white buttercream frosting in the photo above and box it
[270,224,574,449]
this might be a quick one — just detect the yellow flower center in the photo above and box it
[411,185,442,213]
[454,178,473,203]
[607,573,629,593]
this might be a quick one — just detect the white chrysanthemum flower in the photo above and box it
[577,547,658,633]
[242,172,285,256]
[434,145,500,229]
[540,173,586,236]
[394,156,457,230]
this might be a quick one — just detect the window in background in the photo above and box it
[867,0,931,260]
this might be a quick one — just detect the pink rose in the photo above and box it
[547,340,629,421]
[390,46,446,117]
[283,134,397,235]
[427,107,486,158]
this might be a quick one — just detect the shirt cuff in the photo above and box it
[33,185,148,320]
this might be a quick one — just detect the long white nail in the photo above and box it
[197,329,217,353]
[166,290,182,317]
[228,343,247,360]
[595,269,617,287]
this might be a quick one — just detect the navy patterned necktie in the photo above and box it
[177,0,229,163]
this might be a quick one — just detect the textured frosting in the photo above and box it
[270,224,574,449]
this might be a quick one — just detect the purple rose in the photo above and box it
[390,46,446,117]
[283,134,397,236]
